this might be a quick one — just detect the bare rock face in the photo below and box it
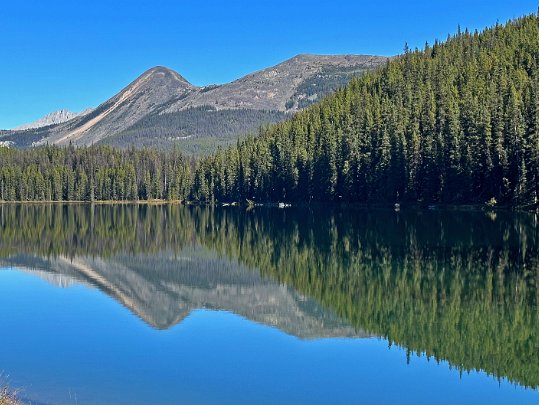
[162,54,387,113]
[13,108,85,130]
[35,66,195,146]
[2,55,388,150]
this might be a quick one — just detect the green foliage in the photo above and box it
[100,107,285,155]
[486,197,498,207]
[3,15,539,205]
[0,145,191,202]
[291,64,373,109]
[192,14,539,205]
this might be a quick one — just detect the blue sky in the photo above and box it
[1,0,538,129]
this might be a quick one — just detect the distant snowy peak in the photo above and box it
[14,108,91,130]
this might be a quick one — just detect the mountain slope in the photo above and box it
[161,54,386,113]
[101,107,287,153]
[0,55,387,152]
[191,13,539,206]
[37,66,194,146]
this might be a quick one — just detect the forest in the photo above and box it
[2,14,539,205]
[0,145,192,202]
[191,14,539,205]
[101,107,285,155]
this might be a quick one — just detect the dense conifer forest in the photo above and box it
[101,107,286,154]
[191,14,539,205]
[2,14,539,205]
[0,145,191,202]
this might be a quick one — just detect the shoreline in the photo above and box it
[0,199,183,205]
[0,199,537,212]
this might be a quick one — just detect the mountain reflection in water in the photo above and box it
[0,204,538,389]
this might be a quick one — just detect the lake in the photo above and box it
[0,204,538,404]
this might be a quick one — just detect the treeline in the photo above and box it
[290,64,376,109]
[0,145,191,201]
[191,14,539,205]
[3,14,539,204]
[102,107,285,154]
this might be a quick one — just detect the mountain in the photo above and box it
[13,108,90,130]
[0,55,387,153]
[161,54,387,112]
[0,250,368,339]
[2,8,539,207]
[189,14,539,206]
[36,66,195,146]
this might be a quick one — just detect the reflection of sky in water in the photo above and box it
[0,269,537,405]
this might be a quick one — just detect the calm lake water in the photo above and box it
[0,204,538,404]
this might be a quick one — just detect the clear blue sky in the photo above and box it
[1,0,538,129]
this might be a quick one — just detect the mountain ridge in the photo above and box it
[41,65,196,146]
[1,54,387,152]
[13,108,91,131]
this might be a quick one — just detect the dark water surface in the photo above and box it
[0,204,537,404]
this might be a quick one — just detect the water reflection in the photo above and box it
[2,250,362,339]
[0,204,538,388]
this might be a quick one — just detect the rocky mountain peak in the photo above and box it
[13,108,84,130]
[131,66,194,93]
[2,54,388,149]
